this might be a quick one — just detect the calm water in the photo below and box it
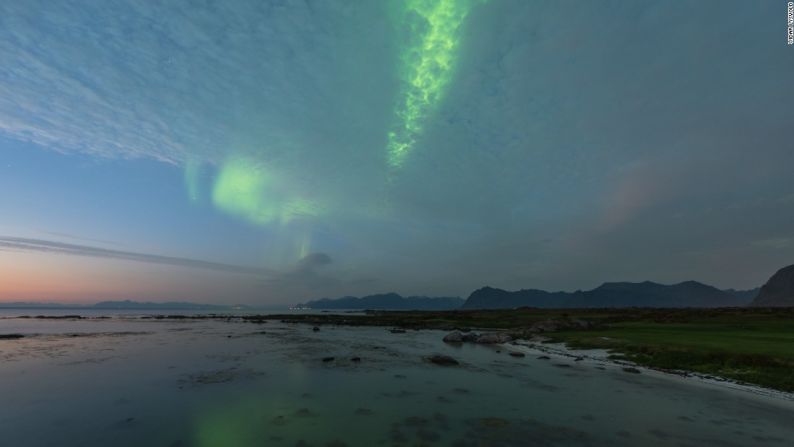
[0,313,792,447]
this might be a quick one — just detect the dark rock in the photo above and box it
[443,331,464,343]
[537,355,551,360]
[350,357,361,362]
[475,332,513,344]
[321,357,335,363]
[508,352,525,358]
[0,334,25,339]
[313,326,320,332]
[461,332,480,342]
[622,367,641,374]
[426,355,460,366]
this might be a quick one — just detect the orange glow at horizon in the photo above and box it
[0,251,253,304]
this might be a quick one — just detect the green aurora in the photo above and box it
[211,158,318,226]
[194,0,484,230]
[387,0,482,169]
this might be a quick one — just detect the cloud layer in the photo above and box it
[0,236,269,276]
[1,1,792,300]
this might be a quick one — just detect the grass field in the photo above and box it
[269,307,794,392]
[547,315,794,392]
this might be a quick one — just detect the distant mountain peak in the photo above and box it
[751,264,794,307]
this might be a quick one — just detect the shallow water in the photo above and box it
[0,315,792,447]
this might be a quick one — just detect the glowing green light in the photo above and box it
[212,158,318,225]
[388,0,481,168]
[183,159,202,203]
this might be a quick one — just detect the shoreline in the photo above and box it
[3,312,793,401]
[503,338,794,404]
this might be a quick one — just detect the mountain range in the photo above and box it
[462,281,758,309]
[318,264,794,310]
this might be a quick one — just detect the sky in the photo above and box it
[1,0,792,305]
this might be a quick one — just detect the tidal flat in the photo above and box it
[0,312,792,447]
[270,307,794,392]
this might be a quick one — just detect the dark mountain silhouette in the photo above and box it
[751,264,794,307]
[463,281,753,309]
[298,293,464,310]
[460,286,571,309]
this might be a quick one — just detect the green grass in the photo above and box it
[548,318,794,392]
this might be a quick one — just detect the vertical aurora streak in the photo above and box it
[183,159,202,203]
[387,0,480,169]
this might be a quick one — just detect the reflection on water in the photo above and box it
[0,315,792,447]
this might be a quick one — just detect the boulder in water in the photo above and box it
[443,331,464,343]
[426,355,460,366]
[475,333,513,344]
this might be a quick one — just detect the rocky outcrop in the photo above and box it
[442,319,596,344]
[474,333,513,344]
[751,264,794,307]
[442,331,464,343]
[442,331,511,344]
